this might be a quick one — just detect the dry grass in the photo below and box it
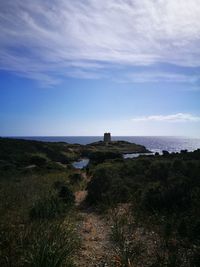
[0,171,80,267]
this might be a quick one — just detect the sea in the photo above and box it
[12,136,200,154]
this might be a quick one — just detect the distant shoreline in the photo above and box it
[2,136,200,153]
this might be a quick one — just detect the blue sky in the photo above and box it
[0,0,200,137]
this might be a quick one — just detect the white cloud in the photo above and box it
[132,113,200,122]
[66,69,105,80]
[121,72,199,83]
[0,0,200,85]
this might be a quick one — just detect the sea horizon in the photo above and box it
[3,135,200,154]
[2,135,200,138]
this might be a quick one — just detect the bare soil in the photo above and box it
[74,190,115,267]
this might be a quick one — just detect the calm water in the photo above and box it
[12,136,200,153]
[72,158,89,169]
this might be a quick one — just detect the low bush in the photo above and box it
[87,151,122,164]
[58,185,75,205]
[86,166,121,208]
[69,173,83,184]
[46,161,66,170]
[29,195,66,220]
[30,155,47,167]
[86,150,200,265]
[86,164,135,209]
[54,181,75,206]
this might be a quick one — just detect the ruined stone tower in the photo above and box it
[104,132,111,143]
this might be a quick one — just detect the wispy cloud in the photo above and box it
[66,69,105,80]
[120,72,199,83]
[0,0,200,85]
[132,113,200,122]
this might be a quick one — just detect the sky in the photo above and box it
[0,0,200,137]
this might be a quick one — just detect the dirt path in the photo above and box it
[74,190,115,267]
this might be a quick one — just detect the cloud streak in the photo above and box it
[132,113,200,122]
[0,0,200,85]
[122,72,199,83]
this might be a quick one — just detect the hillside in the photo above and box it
[0,138,150,172]
[85,140,150,153]
[0,137,200,266]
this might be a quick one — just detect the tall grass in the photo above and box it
[26,221,80,267]
[29,194,66,220]
[0,220,80,267]
[0,171,79,267]
[110,207,143,267]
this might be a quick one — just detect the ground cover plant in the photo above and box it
[87,149,200,266]
[0,138,80,267]
[1,137,200,267]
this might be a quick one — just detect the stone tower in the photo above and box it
[104,132,111,143]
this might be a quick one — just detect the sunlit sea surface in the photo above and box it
[12,136,200,154]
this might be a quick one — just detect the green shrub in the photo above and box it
[30,155,47,167]
[58,185,75,205]
[147,161,170,182]
[162,150,170,156]
[29,195,66,220]
[88,151,122,164]
[69,173,83,184]
[86,167,112,205]
[54,181,75,206]
[141,177,191,213]
[46,161,66,170]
